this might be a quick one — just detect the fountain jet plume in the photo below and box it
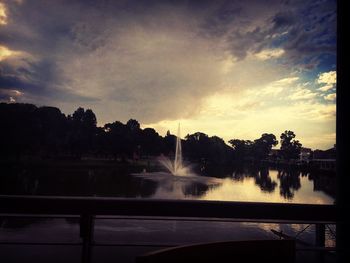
[158,123,191,176]
[174,123,182,175]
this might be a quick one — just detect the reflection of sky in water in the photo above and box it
[138,170,334,204]
[200,171,334,204]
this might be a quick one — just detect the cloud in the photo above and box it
[319,85,334,92]
[0,89,23,96]
[324,93,336,101]
[317,70,336,91]
[191,75,300,120]
[292,101,335,121]
[318,71,336,85]
[199,0,336,68]
[246,76,299,97]
[0,2,7,25]
[289,87,317,100]
[57,17,232,123]
[0,45,35,82]
[271,1,336,69]
[272,11,296,29]
[0,45,21,61]
[255,48,285,60]
[274,77,299,85]
[0,88,23,102]
[0,1,336,98]
[0,1,219,121]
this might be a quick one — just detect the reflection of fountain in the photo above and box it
[158,123,191,176]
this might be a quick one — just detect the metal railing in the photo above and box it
[0,195,337,263]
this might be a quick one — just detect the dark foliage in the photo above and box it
[0,103,302,164]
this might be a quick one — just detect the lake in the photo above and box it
[0,160,335,204]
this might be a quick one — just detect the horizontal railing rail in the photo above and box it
[0,195,337,263]
[0,195,336,223]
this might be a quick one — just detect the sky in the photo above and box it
[0,0,336,150]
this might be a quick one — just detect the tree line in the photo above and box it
[0,103,302,163]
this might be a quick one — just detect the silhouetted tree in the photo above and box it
[103,121,128,159]
[126,119,140,132]
[126,119,141,158]
[0,102,307,167]
[228,139,253,161]
[162,131,177,156]
[0,103,39,159]
[280,130,302,160]
[140,128,162,156]
[207,136,233,164]
[252,133,278,161]
[183,133,233,165]
[68,107,97,158]
[184,132,211,161]
[36,106,68,157]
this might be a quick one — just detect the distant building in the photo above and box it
[299,147,312,162]
[310,159,336,172]
[310,145,336,172]
[312,145,336,159]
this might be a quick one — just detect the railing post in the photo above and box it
[80,214,94,263]
[315,223,325,262]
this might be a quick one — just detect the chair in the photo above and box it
[135,239,296,263]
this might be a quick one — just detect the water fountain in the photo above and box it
[132,124,222,199]
[158,123,191,176]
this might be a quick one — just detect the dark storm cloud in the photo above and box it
[196,0,336,66]
[270,0,336,68]
[0,0,336,122]
[273,11,296,28]
[0,74,98,104]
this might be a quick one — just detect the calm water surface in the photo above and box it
[138,169,334,204]
[0,161,335,204]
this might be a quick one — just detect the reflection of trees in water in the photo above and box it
[231,165,252,181]
[182,182,220,197]
[231,170,245,181]
[0,165,41,195]
[0,163,157,198]
[93,173,158,198]
[308,172,336,199]
[277,169,301,199]
[300,170,309,177]
[254,167,277,193]
[231,166,277,193]
[198,164,234,178]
